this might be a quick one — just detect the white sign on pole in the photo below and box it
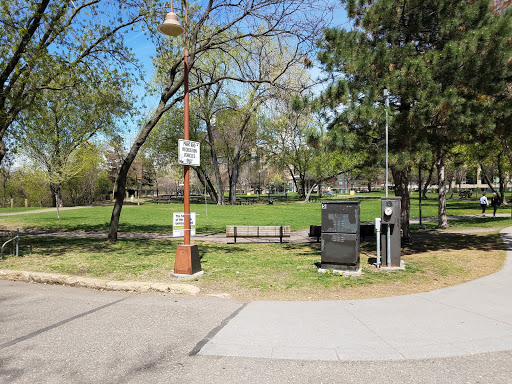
[172,212,196,237]
[178,139,200,166]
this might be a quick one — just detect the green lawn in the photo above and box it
[0,194,509,234]
[0,229,506,300]
[0,194,509,300]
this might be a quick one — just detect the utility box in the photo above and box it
[321,201,360,271]
[381,197,401,267]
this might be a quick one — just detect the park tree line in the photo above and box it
[0,0,511,243]
[0,138,155,209]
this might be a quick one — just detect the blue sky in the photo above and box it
[122,1,350,144]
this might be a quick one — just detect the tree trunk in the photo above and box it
[2,174,5,208]
[108,103,169,241]
[288,167,299,195]
[0,140,6,167]
[304,183,317,202]
[499,135,512,170]
[205,120,225,205]
[479,164,497,193]
[50,184,63,208]
[112,177,117,201]
[55,194,60,220]
[229,151,241,205]
[108,162,129,241]
[50,184,63,220]
[391,167,412,244]
[228,112,253,205]
[497,152,507,204]
[447,175,454,199]
[437,147,448,228]
[193,166,218,203]
[422,163,435,199]
[299,174,307,199]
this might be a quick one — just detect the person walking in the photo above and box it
[491,192,501,217]
[480,192,489,216]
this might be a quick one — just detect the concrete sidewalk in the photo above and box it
[198,226,512,361]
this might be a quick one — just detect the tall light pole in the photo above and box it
[159,0,201,275]
[384,88,389,197]
[384,88,391,267]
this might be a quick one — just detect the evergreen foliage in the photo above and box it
[318,0,512,239]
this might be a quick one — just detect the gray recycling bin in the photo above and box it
[321,201,360,271]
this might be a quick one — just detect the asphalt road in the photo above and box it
[1,280,511,384]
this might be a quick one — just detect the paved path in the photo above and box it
[2,280,511,384]
[1,228,512,382]
[198,226,512,361]
[0,205,95,216]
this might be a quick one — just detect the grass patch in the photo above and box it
[1,197,510,235]
[0,228,506,301]
[1,237,174,281]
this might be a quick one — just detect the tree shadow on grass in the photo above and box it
[197,243,246,257]
[196,243,249,266]
[447,217,511,226]
[404,232,504,254]
[22,236,175,258]
[120,222,225,234]
[446,200,478,211]
[22,222,226,235]
[281,243,321,257]
[24,222,226,234]
[21,222,110,233]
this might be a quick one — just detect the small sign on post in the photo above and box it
[173,212,196,237]
[178,139,200,166]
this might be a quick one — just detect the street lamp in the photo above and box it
[159,0,201,276]
[384,88,389,197]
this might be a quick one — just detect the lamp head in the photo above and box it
[158,11,185,37]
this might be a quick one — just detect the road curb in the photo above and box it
[0,269,200,295]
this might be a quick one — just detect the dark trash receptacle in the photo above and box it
[360,223,375,241]
[309,225,321,242]
[321,201,360,271]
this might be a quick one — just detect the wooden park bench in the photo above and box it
[459,191,473,199]
[153,195,173,204]
[226,225,291,243]
[235,198,256,205]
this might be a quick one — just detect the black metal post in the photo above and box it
[418,165,425,229]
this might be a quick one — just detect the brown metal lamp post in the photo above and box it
[158,0,201,275]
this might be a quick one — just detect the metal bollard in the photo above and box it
[375,218,381,267]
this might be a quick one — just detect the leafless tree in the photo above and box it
[108,0,338,240]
